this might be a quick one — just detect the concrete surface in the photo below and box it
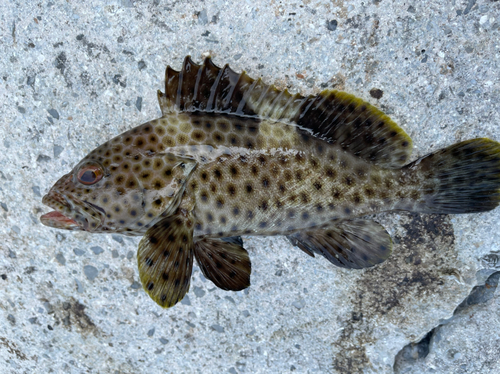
[1,0,500,373]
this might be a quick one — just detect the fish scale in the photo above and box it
[41,56,500,308]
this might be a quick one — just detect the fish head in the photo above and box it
[41,127,197,233]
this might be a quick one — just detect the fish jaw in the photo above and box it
[41,189,102,232]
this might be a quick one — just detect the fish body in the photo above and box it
[41,57,500,308]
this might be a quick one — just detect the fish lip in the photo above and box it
[41,191,102,231]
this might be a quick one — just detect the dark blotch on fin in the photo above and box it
[193,238,251,291]
[137,213,194,308]
[287,219,393,269]
[158,56,412,169]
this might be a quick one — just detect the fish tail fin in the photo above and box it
[407,138,500,214]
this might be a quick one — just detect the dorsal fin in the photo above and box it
[157,56,413,168]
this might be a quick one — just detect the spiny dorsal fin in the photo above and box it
[158,56,412,168]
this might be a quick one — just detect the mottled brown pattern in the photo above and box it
[41,56,500,308]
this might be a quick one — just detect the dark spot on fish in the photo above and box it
[316,204,323,212]
[200,191,209,202]
[313,181,322,190]
[365,188,375,197]
[295,153,305,164]
[247,211,254,219]
[262,177,270,188]
[153,180,165,189]
[200,171,207,180]
[251,165,259,176]
[332,189,342,199]
[279,184,286,192]
[343,176,354,186]
[207,213,214,222]
[301,212,310,220]
[229,136,239,145]
[216,197,225,208]
[232,207,240,216]
[259,201,268,211]
[210,183,217,193]
[300,192,309,204]
[325,168,336,178]
[154,199,162,206]
[227,184,237,195]
[352,194,362,204]
[230,166,238,176]
[213,168,222,180]
[147,282,154,291]
[145,258,154,267]
[174,279,181,287]
[213,132,224,142]
[246,184,253,193]
[215,262,222,269]
[344,207,351,215]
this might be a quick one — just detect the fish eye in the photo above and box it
[77,165,104,185]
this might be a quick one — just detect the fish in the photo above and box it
[41,56,500,308]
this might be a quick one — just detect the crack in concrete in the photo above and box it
[393,271,500,372]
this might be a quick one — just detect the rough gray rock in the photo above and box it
[1,0,500,373]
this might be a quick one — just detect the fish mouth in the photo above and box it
[41,191,102,231]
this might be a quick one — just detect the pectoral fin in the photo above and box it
[137,213,194,308]
[194,238,251,291]
[287,219,392,269]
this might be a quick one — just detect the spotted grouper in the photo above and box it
[41,56,500,308]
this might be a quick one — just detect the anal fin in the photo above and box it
[194,238,251,291]
[287,219,392,269]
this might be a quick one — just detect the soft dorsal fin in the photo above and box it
[158,56,413,168]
